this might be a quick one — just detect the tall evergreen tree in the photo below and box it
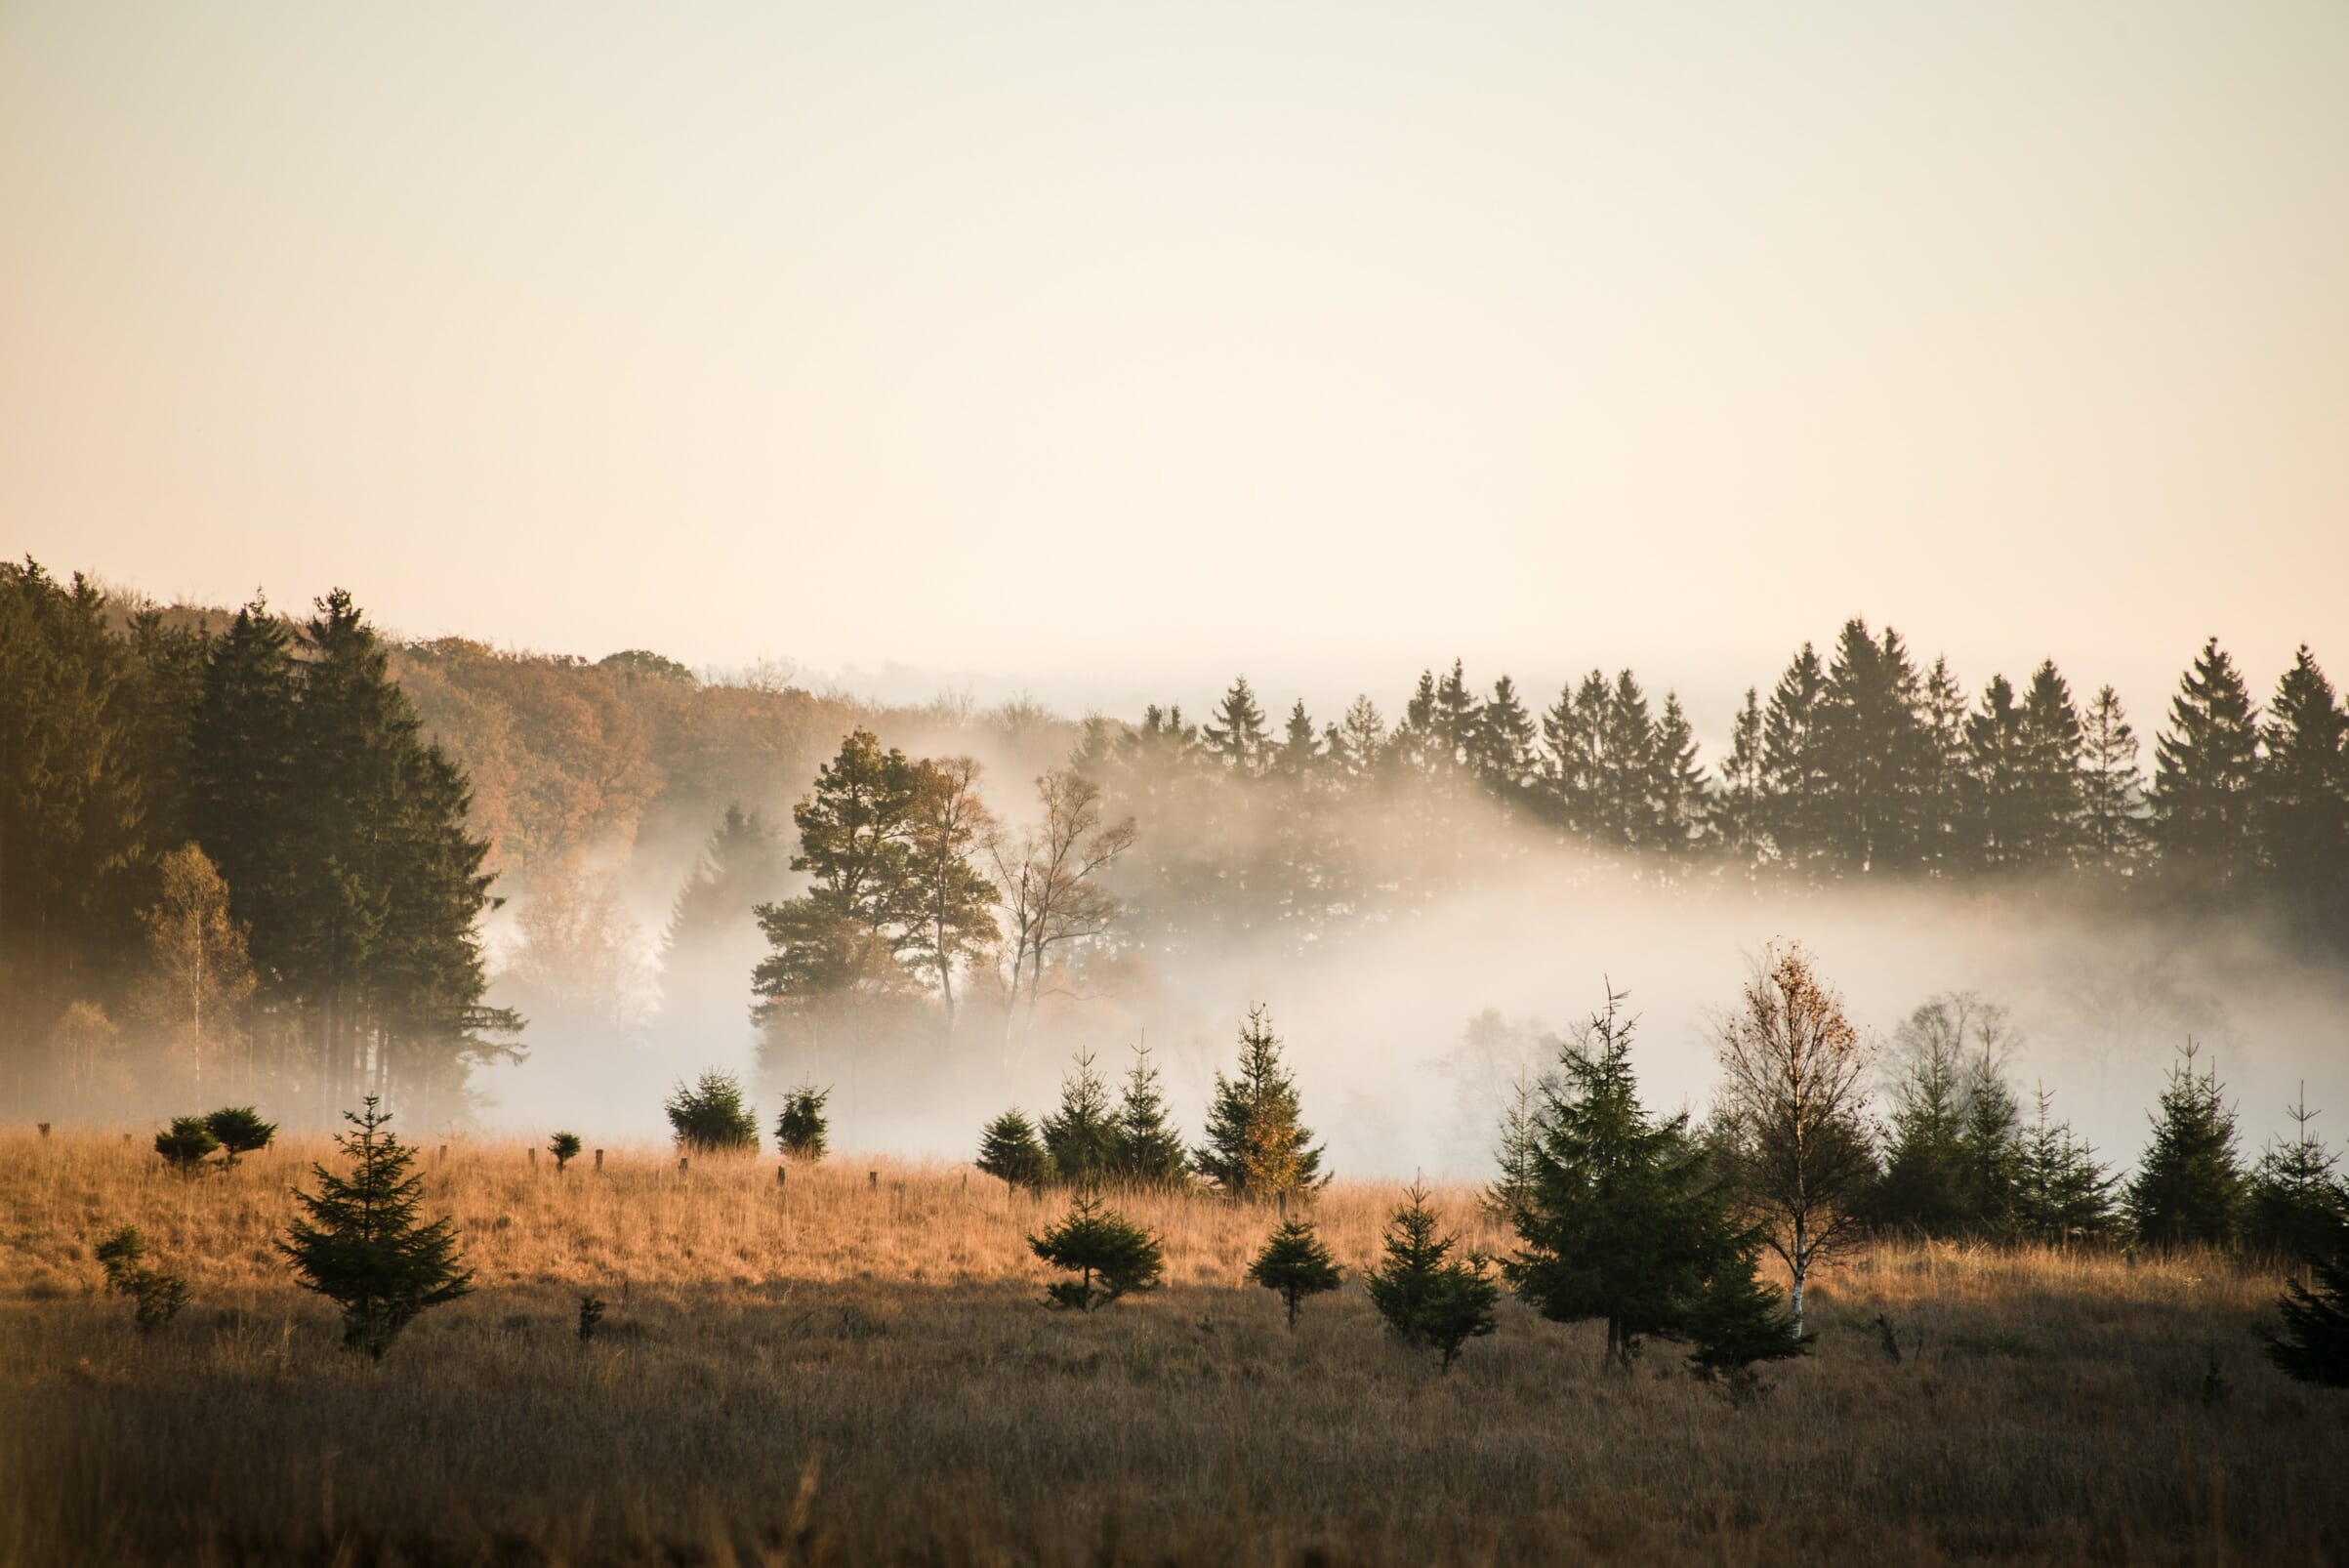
[1041,1050,1120,1188]
[1539,673,1611,835]
[2014,660,2085,866]
[2244,1086,2347,1262]
[2014,1087,2120,1244]
[1595,672,1657,849]
[1325,696,1386,786]
[1715,687,1766,864]
[2078,684,2148,875]
[1470,676,1538,798]
[1648,693,1711,858]
[2128,1041,2246,1250]
[1201,677,1271,776]
[2152,639,2262,887]
[1759,644,1831,875]
[2256,647,2349,934]
[1815,621,1931,874]
[1874,996,1982,1234]
[1272,700,1323,781]
[1917,654,1970,875]
[1108,1042,1191,1186]
[1192,1006,1327,1198]
[1962,675,2031,871]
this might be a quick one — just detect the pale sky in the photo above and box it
[5,1,2345,734]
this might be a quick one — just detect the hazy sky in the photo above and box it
[5,1,2345,732]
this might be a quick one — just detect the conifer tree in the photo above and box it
[1715,688,1767,864]
[1539,673,1610,835]
[1958,1049,2027,1238]
[2152,639,2262,887]
[548,1131,583,1173]
[2014,660,2085,866]
[1273,700,1323,781]
[203,1106,276,1167]
[1815,621,1931,875]
[2014,1088,2120,1244]
[2263,1215,2349,1387]
[95,1226,190,1333]
[660,804,789,1001]
[154,1115,219,1174]
[1433,660,1481,776]
[2078,684,2148,874]
[1759,644,1831,875]
[1918,654,1971,874]
[1505,989,1749,1369]
[1248,1218,1344,1328]
[1874,995,2018,1235]
[2244,1087,2347,1262]
[1326,696,1386,785]
[1595,672,1657,848]
[1108,1043,1190,1187]
[281,1096,474,1359]
[1202,677,1271,776]
[903,757,999,1024]
[1678,1236,1808,1394]
[1963,675,2031,871]
[1648,693,1711,857]
[1365,1181,1498,1371]
[1193,1006,1327,1198]
[977,1108,1053,1190]
[1485,1078,1545,1224]
[774,1086,830,1163]
[2128,1041,2246,1250]
[1041,1050,1119,1187]
[1027,1193,1164,1310]
[2256,647,2349,932]
[1471,677,1538,796]
[664,1070,759,1153]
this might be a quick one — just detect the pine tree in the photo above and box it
[2263,1215,2349,1387]
[1958,1052,2027,1238]
[1815,621,1931,875]
[1679,1238,1808,1395]
[280,1096,474,1359]
[2078,685,2148,875]
[1192,1006,1327,1198]
[2128,1041,2246,1250]
[1471,677,1538,797]
[1648,693,1711,858]
[1042,1050,1120,1188]
[1759,644,1831,875]
[2244,1087,2347,1262]
[1716,688,1767,864]
[1027,1193,1164,1310]
[1365,1181,1498,1371]
[1108,1043,1190,1187]
[2014,660,2085,866]
[203,1106,276,1167]
[1202,677,1271,777]
[1963,675,2031,871]
[1506,989,1749,1369]
[1248,1218,1344,1328]
[2152,639,2262,887]
[2014,1088,2120,1244]
[154,1115,219,1174]
[1596,672,1657,849]
[2257,647,2349,933]
[1433,660,1482,776]
[1539,672,1610,836]
[1326,696,1386,785]
[664,1071,759,1153]
[977,1108,1054,1190]
[774,1085,830,1163]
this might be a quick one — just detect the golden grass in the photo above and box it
[2,1131,2343,1566]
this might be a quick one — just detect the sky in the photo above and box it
[4,1,2346,736]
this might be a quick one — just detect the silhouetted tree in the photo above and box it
[2153,639,2261,887]
[2128,1041,2245,1250]
[203,1106,275,1167]
[2244,1087,2346,1262]
[2013,1088,2119,1244]
[548,1131,583,1173]
[2263,1215,2349,1387]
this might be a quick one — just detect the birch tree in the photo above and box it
[1712,941,1875,1336]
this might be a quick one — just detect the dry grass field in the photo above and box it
[1,1130,2343,1567]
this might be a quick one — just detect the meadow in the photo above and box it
[1,1130,2342,1566]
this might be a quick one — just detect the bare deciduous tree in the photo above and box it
[988,767,1136,1040]
[1713,939,1875,1336]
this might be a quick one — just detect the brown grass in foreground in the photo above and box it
[1,1132,2343,1566]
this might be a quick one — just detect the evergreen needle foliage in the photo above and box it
[94,1226,190,1333]
[664,1071,759,1154]
[202,1107,276,1167]
[1109,1043,1191,1188]
[280,1096,474,1360]
[1247,1218,1343,1329]
[1364,1182,1498,1372]
[2129,1041,2246,1250]
[577,1295,606,1341]
[1027,1194,1164,1311]
[1193,1006,1328,1199]
[775,1086,830,1163]
[976,1109,1053,1190]
[2263,1217,2349,1387]
[1041,1051,1118,1188]
[548,1132,583,1173]
[153,1115,220,1174]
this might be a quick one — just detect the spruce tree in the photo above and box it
[2152,638,2262,887]
[203,1106,276,1167]
[1963,675,2031,871]
[2014,1088,2120,1245]
[1027,1193,1164,1310]
[1815,620,1932,875]
[1539,672,1609,835]
[1485,1078,1545,1224]
[2263,1215,2349,1387]
[1108,1043,1190,1187]
[1715,688,1767,864]
[1273,700,1324,781]
[1918,654,1971,874]
[1648,693,1711,857]
[2244,1087,2347,1262]
[664,1071,759,1153]
[1958,1052,2026,1238]
[2128,1041,2246,1250]
[2256,647,2349,933]
[154,1115,220,1174]
[2014,660,2085,866]
[1201,677,1271,777]
[281,1096,474,1359]
[1248,1218,1344,1328]
[1365,1181,1498,1371]
[1471,677,1538,796]
[96,1226,190,1334]
[548,1131,583,1173]
[774,1085,830,1164]
[977,1109,1054,1190]
[1595,671,1657,849]
[2078,684,2148,875]
[1759,644,1831,875]
[1192,1006,1327,1198]
[1041,1050,1120,1188]
[1679,1237,1808,1395]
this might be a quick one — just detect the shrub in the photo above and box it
[1364,1182,1498,1372]
[775,1086,830,1163]
[578,1295,606,1341]
[977,1109,1054,1190]
[281,1096,474,1360]
[203,1106,277,1167]
[548,1132,583,1173]
[1247,1219,1343,1329]
[1028,1194,1164,1311]
[664,1071,759,1154]
[153,1116,220,1174]
[95,1226,190,1333]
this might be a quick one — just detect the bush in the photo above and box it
[548,1132,583,1173]
[1365,1182,1497,1372]
[664,1071,759,1154]
[203,1106,277,1167]
[977,1109,1053,1190]
[578,1295,606,1341]
[775,1086,830,1163]
[280,1097,474,1360]
[1247,1218,1343,1329]
[153,1116,219,1174]
[1028,1194,1164,1311]
[95,1226,190,1333]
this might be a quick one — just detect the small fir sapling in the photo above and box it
[664,1071,760,1154]
[95,1226,190,1333]
[578,1295,606,1341]
[1028,1194,1164,1311]
[1364,1181,1498,1372]
[977,1109,1054,1190]
[775,1086,830,1163]
[1247,1219,1343,1328]
[2264,1214,2349,1388]
[153,1116,220,1173]
[280,1096,474,1360]
[548,1132,583,1173]
[203,1106,277,1167]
